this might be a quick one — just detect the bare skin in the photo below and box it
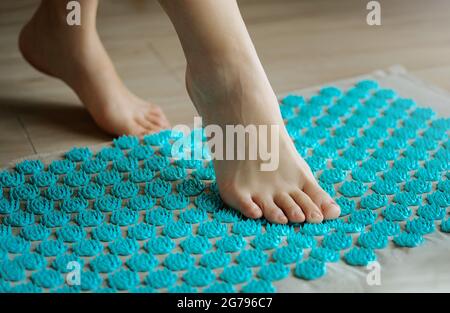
[160,0,340,224]
[19,0,340,224]
[19,0,170,136]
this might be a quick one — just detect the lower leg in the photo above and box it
[160,0,270,123]
[19,0,169,135]
[159,0,340,223]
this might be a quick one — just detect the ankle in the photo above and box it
[188,44,260,75]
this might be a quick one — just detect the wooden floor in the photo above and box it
[1,0,450,167]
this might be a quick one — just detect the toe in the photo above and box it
[321,199,340,219]
[122,120,148,136]
[220,187,262,219]
[303,181,340,220]
[151,105,164,115]
[274,193,304,223]
[136,116,162,133]
[149,108,170,128]
[253,195,288,224]
[146,112,165,127]
[291,189,323,223]
[237,197,263,219]
[147,113,170,129]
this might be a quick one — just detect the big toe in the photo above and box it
[135,116,163,134]
[320,198,340,219]
[150,106,170,128]
[142,110,169,129]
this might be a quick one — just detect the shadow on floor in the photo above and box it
[0,96,111,142]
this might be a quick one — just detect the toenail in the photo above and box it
[250,209,262,218]
[292,210,303,219]
[311,212,323,220]
[277,213,288,223]
[323,198,339,210]
[330,203,340,211]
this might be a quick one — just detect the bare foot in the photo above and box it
[18,2,169,136]
[186,55,341,224]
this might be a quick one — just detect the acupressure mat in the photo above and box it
[0,79,449,293]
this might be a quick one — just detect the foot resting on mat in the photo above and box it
[185,56,341,224]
